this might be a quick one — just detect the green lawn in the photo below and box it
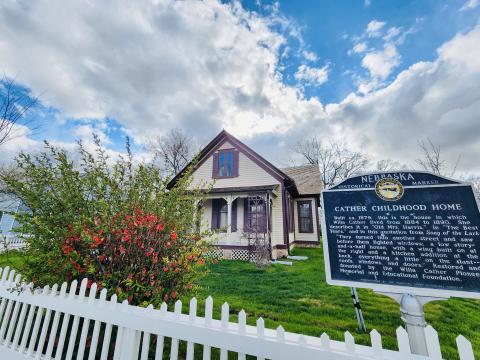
[1,248,478,359]
[190,247,479,360]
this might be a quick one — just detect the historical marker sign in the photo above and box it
[321,171,480,299]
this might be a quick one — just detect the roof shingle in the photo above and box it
[281,164,323,195]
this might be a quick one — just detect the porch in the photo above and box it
[198,185,280,259]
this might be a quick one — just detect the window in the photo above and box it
[297,200,313,233]
[219,203,228,230]
[244,197,267,233]
[213,149,238,178]
[212,198,228,232]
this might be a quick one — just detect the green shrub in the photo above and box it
[1,136,210,306]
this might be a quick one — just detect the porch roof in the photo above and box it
[205,185,278,195]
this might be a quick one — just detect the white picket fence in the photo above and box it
[0,235,27,252]
[0,267,475,360]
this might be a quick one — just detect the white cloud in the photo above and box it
[294,64,329,86]
[324,25,480,174]
[302,50,318,62]
[361,44,400,79]
[0,0,327,143]
[366,20,386,38]
[383,27,401,42]
[460,0,479,10]
[1,1,480,176]
[352,42,367,53]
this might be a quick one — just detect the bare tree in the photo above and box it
[416,138,460,176]
[0,75,39,146]
[147,128,195,176]
[375,159,407,172]
[293,137,369,188]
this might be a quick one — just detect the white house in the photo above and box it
[167,130,323,260]
[0,193,28,250]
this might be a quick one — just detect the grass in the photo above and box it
[190,247,479,360]
[0,247,478,359]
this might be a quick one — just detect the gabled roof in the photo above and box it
[166,130,298,195]
[281,164,323,196]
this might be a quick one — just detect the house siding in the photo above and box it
[189,141,281,190]
[293,197,319,243]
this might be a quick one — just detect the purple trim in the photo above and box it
[281,184,290,254]
[314,197,320,241]
[212,152,219,178]
[233,150,239,177]
[167,130,299,197]
[297,200,314,233]
[206,185,277,194]
[213,148,238,179]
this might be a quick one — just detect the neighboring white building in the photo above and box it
[0,193,28,250]
[167,130,323,260]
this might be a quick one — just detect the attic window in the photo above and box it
[212,149,239,178]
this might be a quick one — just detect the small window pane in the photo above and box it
[219,153,225,176]
[227,151,233,176]
[298,201,313,233]
[219,204,228,229]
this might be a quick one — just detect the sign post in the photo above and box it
[321,171,480,355]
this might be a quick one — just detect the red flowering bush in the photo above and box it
[3,138,209,306]
[61,209,207,305]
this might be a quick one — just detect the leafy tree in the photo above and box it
[1,136,210,306]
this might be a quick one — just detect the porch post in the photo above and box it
[226,195,233,234]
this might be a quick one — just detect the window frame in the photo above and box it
[297,200,314,233]
[215,149,235,178]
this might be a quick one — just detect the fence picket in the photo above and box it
[396,326,411,360]
[100,294,117,360]
[425,325,442,360]
[5,275,22,343]
[186,298,197,360]
[65,278,88,359]
[140,306,154,360]
[456,335,475,360]
[0,271,475,360]
[220,302,229,360]
[370,329,382,359]
[170,300,182,360]
[0,269,17,340]
[320,333,330,350]
[88,288,108,360]
[55,279,78,359]
[45,282,68,359]
[202,296,213,360]
[255,318,265,360]
[12,300,28,349]
[237,310,246,360]
[27,285,50,356]
[19,301,36,352]
[77,282,98,360]
[344,331,355,354]
[35,283,58,359]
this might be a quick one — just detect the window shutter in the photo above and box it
[243,198,249,231]
[231,199,237,232]
[211,199,219,230]
[232,150,239,177]
[212,152,219,178]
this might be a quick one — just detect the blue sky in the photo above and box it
[1,0,479,174]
